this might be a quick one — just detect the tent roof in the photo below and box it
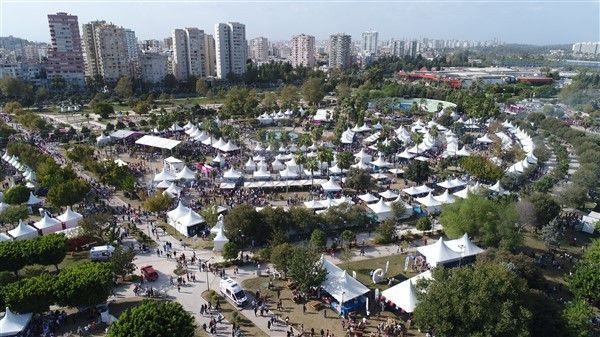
[177,209,205,227]
[34,213,61,229]
[381,270,432,313]
[368,198,392,214]
[135,135,181,150]
[445,233,484,257]
[167,201,190,221]
[358,193,378,203]
[154,167,176,182]
[26,192,42,205]
[379,190,399,199]
[416,192,442,207]
[321,258,369,303]
[417,237,462,266]
[0,307,33,337]
[175,166,197,180]
[8,221,38,238]
[321,177,342,192]
[56,206,83,223]
[223,167,242,179]
[434,190,456,204]
[213,227,229,242]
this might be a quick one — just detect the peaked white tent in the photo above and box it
[34,213,62,234]
[175,166,197,180]
[379,190,399,200]
[415,192,442,213]
[213,227,229,252]
[153,167,176,182]
[321,258,370,305]
[0,307,33,337]
[156,180,170,189]
[368,198,393,221]
[321,177,342,193]
[279,167,299,179]
[434,190,456,204]
[223,167,242,180]
[402,185,433,196]
[354,149,372,163]
[8,220,38,240]
[26,192,42,206]
[358,193,378,203]
[476,134,494,144]
[175,209,205,237]
[417,237,462,267]
[381,270,432,313]
[489,180,507,194]
[253,167,271,180]
[163,182,182,198]
[445,233,484,257]
[244,158,256,172]
[219,140,240,152]
[167,201,190,225]
[56,206,83,228]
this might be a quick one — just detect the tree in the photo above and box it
[529,193,561,229]
[223,204,267,244]
[461,155,504,181]
[310,229,327,250]
[3,101,23,114]
[336,151,353,171]
[222,86,258,116]
[568,239,600,306]
[341,230,354,247]
[270,243,294,275]
[345,168,372,191]
[0,241,30,275]
[111,246,136,279]
[539,219,564,248]
[0,205,29,224]
[413,263,533,337]
[133,101,151,114]
[54,262,113,308]
[476,249,545,290]
[287,246,327,295]
[143,193,172,213]
[46,179,90,207]
[440,194,522,250]
[79,213,117,243]
[261,92,278,111]
[391,201,411,222]
[4,185,30,205]
[416,217,432,231]
[405,161,430,184]
[115,76,133,98]
[3,274,55,313]
[221,242,240,261]
[34,234,67,271]
[92,102,114,119]
[562,300,594,337]
[317,148,334,170]
[195,79,208,96]
[557,184,588,208]
[107,300,195,337]
[375,219,396,244]
[279,85,299,109]
[302,77,325,107]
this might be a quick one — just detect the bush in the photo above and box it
[416,217,432,231]
[375,220,396,244]
[4,185,30,205]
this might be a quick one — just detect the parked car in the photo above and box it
[140,265,159,281]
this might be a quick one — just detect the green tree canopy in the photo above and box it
[221,242,240,261]
[223,204,267,244]
[270,243,294,275]
[46,179,90,207]
[302,77,325,107]
[310,229,327,250]
[115,76,134,98]
[107,300,195,337]
[54,262,113,308]
[3,274,54,313]
[143,193,172,213]
[568,239,600,306]
[33,234,67,271]
[0,205,28,224]
[4,185,30,205]
[405,161,431,184]
[345,168,372,191]
[529,193,561,228]
[111,246,136,279]
[287,246,327,295]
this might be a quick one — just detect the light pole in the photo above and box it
[340,290,346,316]
[205,256,214,291]
[458,244,465,267]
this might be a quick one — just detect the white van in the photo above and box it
[90,245,115,261]
[219,277,247,306]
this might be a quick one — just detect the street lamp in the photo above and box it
[340,290,346,315]
[458,244,465,267]
[205,256,214,291]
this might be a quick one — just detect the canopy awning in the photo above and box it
[135,135,181,150]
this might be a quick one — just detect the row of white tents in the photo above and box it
[0,207,83,241]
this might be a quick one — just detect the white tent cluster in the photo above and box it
[503,121,537,175]
[166,201,205,237]
[256,110,294,125]
[1,152,36,186]
[417,234,484,267]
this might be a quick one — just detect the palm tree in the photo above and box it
[295,153,307,177]
[317,148,334,176]
[305,158,319,186]
[336,151,353,171]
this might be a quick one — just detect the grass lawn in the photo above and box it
[201,290,269,337]
[58,250,91,270]
[242,276,423,337]
[338,254,418,291]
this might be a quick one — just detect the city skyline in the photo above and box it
[1,1,599,45]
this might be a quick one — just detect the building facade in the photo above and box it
[361,30,378,56]
[249,37,269,63]
[81,20,105,78]
[290,34,315,68]
[172,27,206,81]
[124,29,139,61]
[214,22,247,79]
[328,33,352,69]
[93,24,131,82]
[204,34,216,77]
[46,12,85,86]
[140,51,169,83]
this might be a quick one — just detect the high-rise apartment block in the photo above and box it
[204,34,216,77]
[124,29,139,61]
[290,34,315,68]
[46,12,85,86]
[171,27,206,81]
[140,51,169,83]
[82,21,132,82]
[249,37,269,63]
[328,33,352,69]
[215,22,247,78]
[361,30,378,56]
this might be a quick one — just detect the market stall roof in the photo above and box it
[175,166,197,180]
[368,198,392,215]
[402,185,433,196]
[416,192,442,208]
[279,167,299,179]
[379,190,399,199]
[489,180,507,194]
[135,135,181,150]
[445,233,484,257]
[110,130,142,140]
[358,193,378,203]
[417,237,462,267]
[153,167,176,182]
[33,213,61,232]
[321,177,342,193]
[177,209,205,228]
[434,189,457,204]
[381,270,432,313]
[320,257,370,304]
[26,192,42,206]
[167,201,190,223]
[0,307,33,337]
[223,167,242,180]
[304,199,325,210]
[56,206,83,225]
[8,220,39,240]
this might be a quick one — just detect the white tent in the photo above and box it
[96,134,111,146]
[476,134,494,144]
[328,164,346,175]
[303,199,325,210]
[223,167,242,180]
[370,154,392,168]
[213,227,229,252]
[321,258,369,304]
[453,183,485,199]
[434,190,456,204]
[211,214,225,234]
[0,233,11,242]
[445,233,484,257]
[212,137,226,149]
[153,167,176,182]
[358,193,378,203]
[321,177,342,193]
[167,201,190,225]
[193,131,209,142]
[489,180,507,194]
[244,158,256,171]
[175,166,197,180]
[279,167,298,179]
[368,198,392,221]
[397,149,416,160]
[175,209,205,237]
[0,307,33,337]
[417,237,462,267]
[26,192,42,206]
[135,135,181,150]
[219,140,240,152]
[351,160,371,170]
[56,206,83,228]
[8,220,39,240]
[354,149,372,163]
[253,167,271,180]
[415,192,442,212]
[402,185,433,196]
[156,180,170,189]
[212,153,225,164]
[379,190,399,200]
[163,182,182,198]
[34,213,62,234]
[381,270,432,313]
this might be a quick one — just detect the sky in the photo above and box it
[0,0,599,45]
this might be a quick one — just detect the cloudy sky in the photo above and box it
[1,0,599,44]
